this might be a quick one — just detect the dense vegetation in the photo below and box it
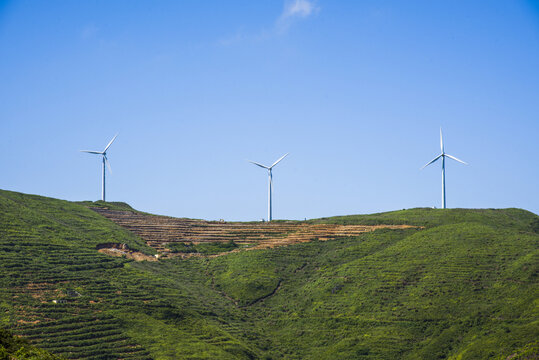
[0,189,537,359]
[167,240,239,255]
[1,328,62,359]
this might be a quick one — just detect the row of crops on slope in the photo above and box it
[0,221,153,359]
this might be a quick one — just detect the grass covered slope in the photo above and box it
[239,228,537,358]
[0,189,537,359]
[0,190,260,359]
[0,190,151,253]
[309,207,539,230]
[205,209,539,359]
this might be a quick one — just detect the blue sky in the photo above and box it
[1,0,538,220]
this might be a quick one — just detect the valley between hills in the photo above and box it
[0,189,537,359]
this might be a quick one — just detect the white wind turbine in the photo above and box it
[80,134,118,201]
[249,153,289,222]
[421,128,467,209]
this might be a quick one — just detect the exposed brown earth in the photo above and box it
[96,242,157,261]
[92,208,417,259]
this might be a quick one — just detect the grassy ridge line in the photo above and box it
[0,190,153,254]
[308,207,539,230]
[78,199,208,220]
[76,200,137,212]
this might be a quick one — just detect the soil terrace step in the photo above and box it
[91,208,414,253]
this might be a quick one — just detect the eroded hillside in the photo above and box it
[91,207,417,255]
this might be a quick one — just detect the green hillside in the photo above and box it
[0,189,537,359]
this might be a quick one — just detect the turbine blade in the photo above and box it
[104,155,112,174]
[270,153,289,169]
[80,150,103,154]
[445,154,468,165]
[103,134,118,153]
[249,160,270,169]
[420,154,442,170]
[440,127,444,153]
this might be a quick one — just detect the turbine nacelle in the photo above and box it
[248,153,288,171]
[421,129,467,170]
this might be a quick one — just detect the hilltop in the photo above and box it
[0,189,537,359]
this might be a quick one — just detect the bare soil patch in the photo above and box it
[91,208,419,259]
[96,243,157,262]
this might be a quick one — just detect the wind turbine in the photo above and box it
[421,128,467,209]
[249,153,289,222]
[80,134,118,201]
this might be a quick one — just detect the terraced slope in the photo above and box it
[1,189,537,359]
[0,190,259,359]
[0,191,155,359]
[91,208,414,253]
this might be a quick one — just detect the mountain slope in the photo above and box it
[0,189,537,359]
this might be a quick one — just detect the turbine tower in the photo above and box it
[421,128,467,209]
[249,153,289,221]
[80,134,118,202]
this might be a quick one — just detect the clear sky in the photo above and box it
[1,0,538,220]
